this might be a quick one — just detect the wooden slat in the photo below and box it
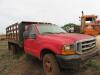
[6,23,19,41]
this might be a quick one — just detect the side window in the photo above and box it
[28,25,35,38]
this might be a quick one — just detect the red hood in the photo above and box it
[43,33,94,45]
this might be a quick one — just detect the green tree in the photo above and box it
[62,23,76,32]
[62,23,80,33]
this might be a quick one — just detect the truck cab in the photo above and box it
[80,11,100,35]
[6,21,99,75]
[95,20,100,34]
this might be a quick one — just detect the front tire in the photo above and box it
[43,54,60,75]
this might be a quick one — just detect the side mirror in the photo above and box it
[30,34,37,39]
[23,31,29,39]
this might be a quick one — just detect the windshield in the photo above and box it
[85,17,95,23]
[37,24,67,34]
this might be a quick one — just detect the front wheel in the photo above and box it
[43,54,60,75]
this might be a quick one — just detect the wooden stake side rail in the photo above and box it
[6,23,19,41]
[6,21,52,41]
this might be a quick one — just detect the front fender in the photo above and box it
[37,43,61,58]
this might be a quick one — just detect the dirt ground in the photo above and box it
[0,35,100,75]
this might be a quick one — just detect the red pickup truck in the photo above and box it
[6,21,98,75]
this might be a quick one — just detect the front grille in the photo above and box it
[76,38,96,53]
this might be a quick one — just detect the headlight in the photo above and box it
[64,45,71,50]
[63,45,74,51]
[61,45,75,55]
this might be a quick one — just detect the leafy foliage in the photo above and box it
[62,23,80,33]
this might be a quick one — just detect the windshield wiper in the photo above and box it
[42,32,54,34]
[55,32,67,34]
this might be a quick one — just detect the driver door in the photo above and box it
[24,25,37,55]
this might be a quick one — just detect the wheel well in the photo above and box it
[40,49,55,60]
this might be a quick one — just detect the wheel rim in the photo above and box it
[44,59,53,75]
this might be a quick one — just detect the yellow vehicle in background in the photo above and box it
[80,11,100,36]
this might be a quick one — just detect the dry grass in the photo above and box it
[0,40,8,50]
[87,60,100,69]
[0,34,6,40]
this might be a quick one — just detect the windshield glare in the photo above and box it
[37,24,67,34]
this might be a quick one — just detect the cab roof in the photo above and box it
[20,21,52,25]
[81,15,97,18]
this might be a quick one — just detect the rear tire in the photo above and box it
[8,43,17,55]
[43,54,60,75]
[10,44,17,55]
